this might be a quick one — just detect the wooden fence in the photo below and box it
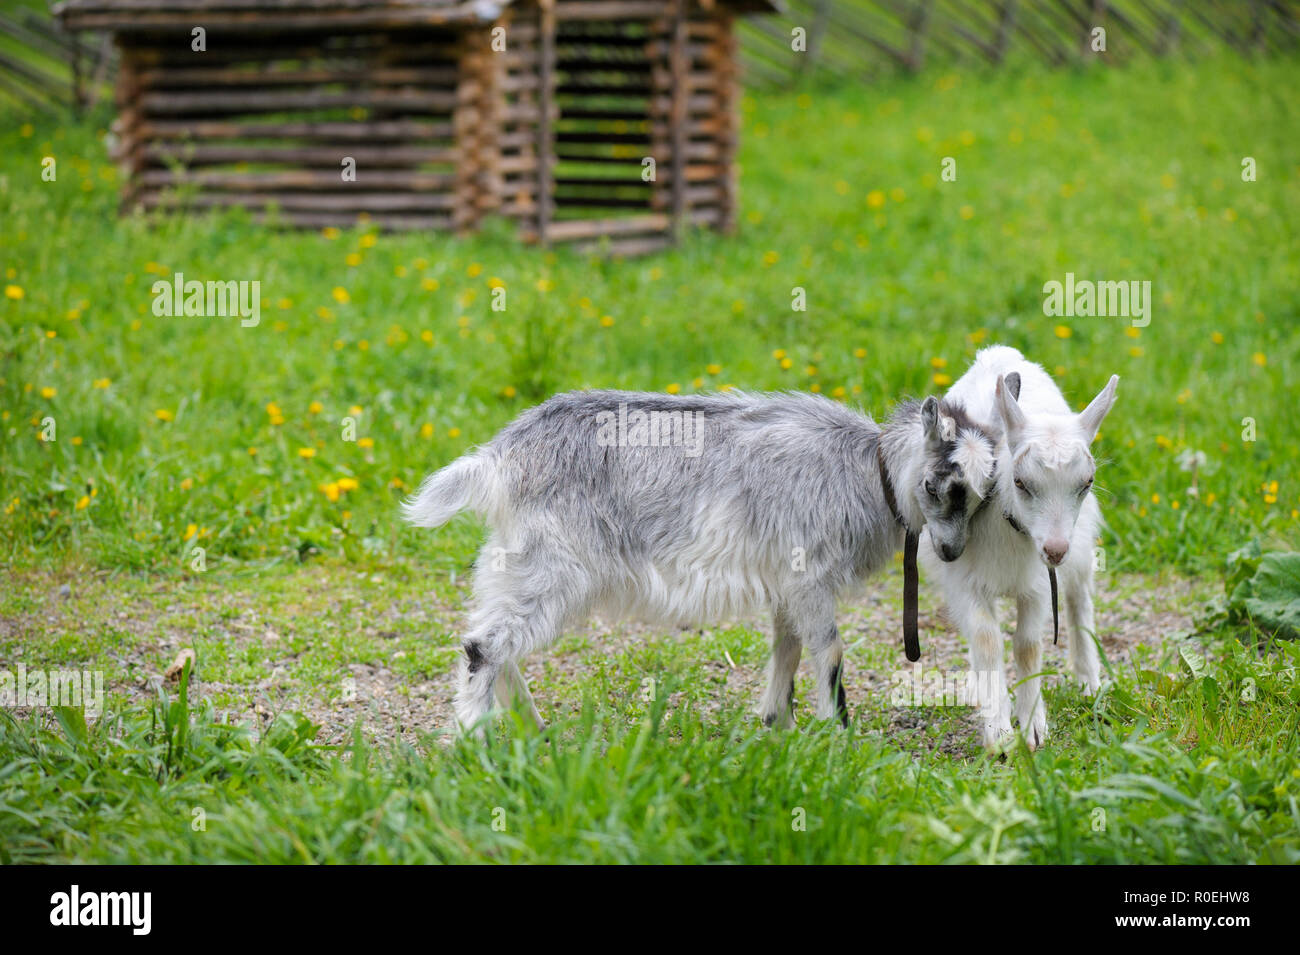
[738,0,1300,87]
[0,4,114,113]
[4,1,1297,108]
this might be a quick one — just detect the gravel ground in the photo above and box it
[3,564,1207,749]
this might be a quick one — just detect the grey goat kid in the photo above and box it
[404,390,999,734]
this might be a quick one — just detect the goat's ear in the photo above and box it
[1078,374,1119,442]
[1004,371,1021,402]
[995,374,1026,447]
[920,396,942,444]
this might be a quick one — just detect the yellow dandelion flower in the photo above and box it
[1124,326,1140,339]
[4,285,24,300]
[762,251,779,267]
[1129,347,1144,358]
[321,482,341,502]
[349,405,363,416]
[467,263,483,277]
[421,330,434,344]
[1211,331,1224,344]
[930,356,947,369]
[503,385,517,398]
[773,349,787,360]
[780,357,793,370]
[337,477,359,491]
[959,205,975,220]
[832,386,846,398]
[600,315,615,328]
[933,373,952,387]
[40,386,56,399]
[1205,493,1216,506]
[1151,493,1160,504]
[421,277,440,292]
[706,364,721,375]
[180,478,193,491]
[446,428,460,439]
[420,422,434,439]
[1252,352,1267,367]
[183,523,198,540]
[322,227,341,240]
[332,287,351,304]
[71,436,82,446]
[358,437,375,448]
[854,348,867,359]
[309,401,324,415]
[1054,325,1072,339]
[1171,500,1180,509]
[155,409,174,422]
[297,447,317,458]
[666,383,681,395]
[75,495,89,510]
[360,233,377,249]
[248,447,258,456]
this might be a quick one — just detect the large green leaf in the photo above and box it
[1231,552,1300,640]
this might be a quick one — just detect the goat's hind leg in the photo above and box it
[454,545,581,736]
[495,660,547,732]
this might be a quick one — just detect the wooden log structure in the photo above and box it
[54,0,777,255]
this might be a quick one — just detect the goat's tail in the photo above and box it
[402,449,502,528]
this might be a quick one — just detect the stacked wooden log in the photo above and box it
[54,0,774,254]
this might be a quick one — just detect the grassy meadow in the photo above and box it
[1,50,1298,863]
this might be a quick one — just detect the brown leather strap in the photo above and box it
[1006,511,1060,646]
[1049,566,1059,646]
[878,443,921,662]
[903,530,920,662]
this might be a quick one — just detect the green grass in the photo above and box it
[1,52,1296,574]
[3,625,1297,864]
[1,51,1298,863]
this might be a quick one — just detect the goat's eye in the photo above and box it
[1014,478,1030,494]
[924,480,938,498]
[1080,477,1094,494]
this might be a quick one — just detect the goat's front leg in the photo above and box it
[1012,592,1049,750]
[1064,567,1102,695]
[953,593,1012,751]
[790,591,848,727]
[759,604,802,729]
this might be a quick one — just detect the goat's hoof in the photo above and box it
[1021,720,1048,751]
[980,722,1016,754]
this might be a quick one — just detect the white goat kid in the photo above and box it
[922,346,1119,752]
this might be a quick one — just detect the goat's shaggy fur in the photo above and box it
[405,389,997,733]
